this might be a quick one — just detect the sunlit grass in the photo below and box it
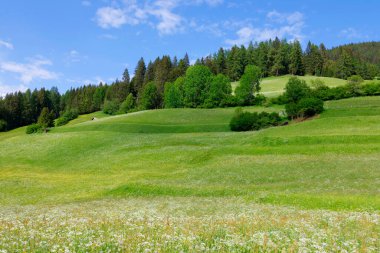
[0,96,379,251]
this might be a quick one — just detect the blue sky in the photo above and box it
[0,0,379,96]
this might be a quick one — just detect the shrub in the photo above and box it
[235,65,261,105]
[38,107,55,132]
[120,94,135,113]
[284,77,311,103]
[297,97,324,118]
[103,100,120,115]
[26,124,42,134]
[140,82,161,110]
[230,109,284,132]
[55,110,79,127]
[253,94,267,106]
[361,82,380,96]
[0,119,7,132]
[285,103,299,119]
[230,111,256,131]
[270,94,288,105]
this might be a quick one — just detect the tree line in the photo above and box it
[1,39,379,132]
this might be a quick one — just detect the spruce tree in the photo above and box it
[289,40,304,75]
[134,57,146,94]
[215,48,226,74]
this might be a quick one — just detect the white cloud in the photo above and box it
[65,50,88,63]
[226,10,305,45]
[0,83,28,97]
[148,0,183,35]
[0,40,14,50]
[339,27,367,39]
[96,7,134,28]
[67,76,107,85]
[95,0,224,35]
[0,56,58,84]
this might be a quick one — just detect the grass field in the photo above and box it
[232,75,378,97]
[1,97,379,251]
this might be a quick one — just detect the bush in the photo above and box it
[230,111,256,131]
[0,119,7,132]
[26,124,43,134]
[120,94,135,113]
[103,100,120,115]
[284,77,311,103]
[253,94,267,106]
[140,82,161,110]
[230,109,284,132]
[38,107,55,132]
[55,110,79,127]
[362,82,380,96]
[270,94,288,105]
[297,97,324,118]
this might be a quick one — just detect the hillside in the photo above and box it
[232,75,349,97]
[0,97,379,251]
[328,41,380,67]
[1,97,379,208]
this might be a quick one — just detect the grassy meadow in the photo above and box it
[232,75,378,97]
[0,95,380,251]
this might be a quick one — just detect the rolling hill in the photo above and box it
[0,96,379,251]
[232,75,349,97]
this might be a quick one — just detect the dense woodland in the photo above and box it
[1,40,379,132]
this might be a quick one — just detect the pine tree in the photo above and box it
[154,56,172,94]
[215,48,226,74]
[134,57,146,95]
[336,50,355,79]
[226,46,244,81]
[122,68,130,83]
[289,40,304,75]
[37,107,54,132]
[144,61,155,85]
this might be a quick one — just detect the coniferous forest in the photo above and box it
[1,40,379,132]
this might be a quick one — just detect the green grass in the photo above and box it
[0,97,379,211]
[232,75,378,97]
[1,96,380,251]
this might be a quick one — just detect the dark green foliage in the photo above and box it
[37,107,55,132]
[103,100,120,115]
[119,94,135,113]
[154,55,172,94]
[0,119,7,132]
[235,65,261,105]
[26,123,43,134]
[226,45,245,81]
[362,82,380,96]
[284,77,324,119]
[55,110,79,127]
[303,41,323,76]
[284,77,311,103]
[297,97,324,118]
[230,109,283,132]
[289,40,304,75]
[183,65,213,108]
[336,50,355,79]
[140,82,161,110]
[133,58,146,94]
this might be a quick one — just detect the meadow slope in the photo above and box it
[0,97,379,251]
[232,75,377,97]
